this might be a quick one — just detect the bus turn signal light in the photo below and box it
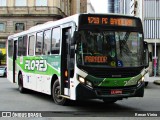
[65,70,68,77]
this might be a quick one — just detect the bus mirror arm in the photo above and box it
[143,41,149,68]
[149,52,152,62]
[144,42,152,62]
[143,41,148,49]
[72,31,80,45]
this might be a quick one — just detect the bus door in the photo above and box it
[61,23,75,96]
[13,39,17,83]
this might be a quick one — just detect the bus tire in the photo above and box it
[18,73,26,93]
[52,79,69,105]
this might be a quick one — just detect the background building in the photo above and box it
[0,0,66,57]
[107,0,120,13]
[0,0,87,65]
[144,0,160,76]
[87,0,95,13]
[71,0,87,15]
[119,0,130,15]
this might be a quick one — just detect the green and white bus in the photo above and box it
[7,13,149,105]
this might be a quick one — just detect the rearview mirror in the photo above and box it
[143,41,149,68]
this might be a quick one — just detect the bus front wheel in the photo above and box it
[52,80,69,105]
[18,74,26,93]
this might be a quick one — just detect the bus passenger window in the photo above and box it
[44,29,51,55]
[28,35,35,56]
[36,32,43,55]
[18,35,27,56]
[51,27,60,54]
[18,37,23,56]
[8,40,13,58]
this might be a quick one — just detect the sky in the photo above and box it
[90,0,108,13]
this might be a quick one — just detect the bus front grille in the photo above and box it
[78,66,143,78]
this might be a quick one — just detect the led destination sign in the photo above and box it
[88,17,134,26]
[85,56,107,63]
[80,15,139,27]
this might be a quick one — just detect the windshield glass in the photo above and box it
[76,30,144,67]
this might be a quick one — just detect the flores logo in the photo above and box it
[25,60,47,71]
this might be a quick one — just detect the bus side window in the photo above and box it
[44,29,51,55]
[23,35,27,56]
[17,35,27,56]
[18,37,23,56]
[36,32,43,55]
[8,40,14,58]
[28,35,35,56]
[51,27,60,54]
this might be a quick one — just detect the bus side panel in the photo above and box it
[38,55,61,94]
[16,56,38,91]
[15,55,60,94]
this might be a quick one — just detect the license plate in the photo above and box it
[111,90,122,95]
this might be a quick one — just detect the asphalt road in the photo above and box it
[0,77,160,118]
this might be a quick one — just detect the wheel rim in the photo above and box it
[54,86,63,103]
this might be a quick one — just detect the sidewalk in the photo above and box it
[148,77,160,85]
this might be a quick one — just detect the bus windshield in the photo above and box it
[76,30,144,67]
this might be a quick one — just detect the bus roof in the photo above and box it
[8,14,80,40]
[8,13,140,40]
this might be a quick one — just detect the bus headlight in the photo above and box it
[137,76,144,86]
[86,80,93,88]
[78,75,93,88]
[78,76,85,83]
[77,75,93,88]
[141,76,145,82]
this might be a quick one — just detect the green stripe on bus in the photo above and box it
[16,56,60,76]
[86,74,142,87]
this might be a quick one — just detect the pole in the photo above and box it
[154,0,157,76]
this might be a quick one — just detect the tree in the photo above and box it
[0,52,6,65]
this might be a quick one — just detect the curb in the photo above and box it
[153,80,160,85]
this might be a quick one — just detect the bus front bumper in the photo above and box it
[76,82,145,100]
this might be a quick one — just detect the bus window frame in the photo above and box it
[28,35,35,56]
[51,27,61,55]
[17,37,23,56]
[44,29,52,55]
[36,31,44,56]
[8,39,14,58]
